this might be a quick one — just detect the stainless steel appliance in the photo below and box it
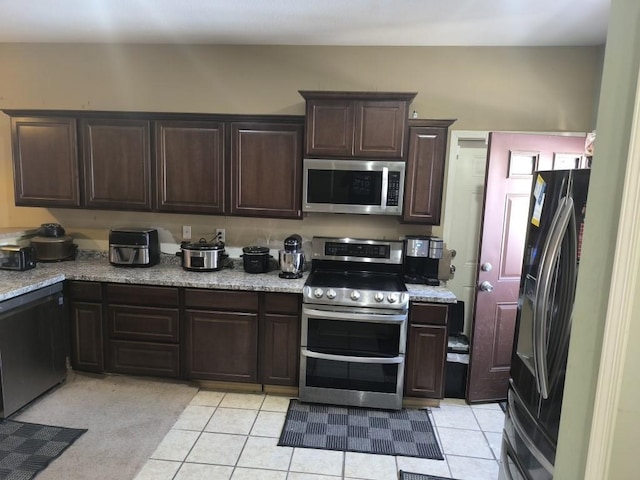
[177,239,228,271]
[0,283,66,418]
[299,237,409,410]
[403,235,443,286]
[30,223,77,262]
[499,169,591,480]
[0,245,37,271]
[303,158,405,215]
[109,227,160,267]
[279,234,305,279]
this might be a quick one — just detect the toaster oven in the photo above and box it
[0,245,37,271]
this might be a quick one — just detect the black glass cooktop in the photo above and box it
[306,270,406,292]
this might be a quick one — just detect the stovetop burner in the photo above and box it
[304,237,408,310]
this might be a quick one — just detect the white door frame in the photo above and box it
[585,66,640,479]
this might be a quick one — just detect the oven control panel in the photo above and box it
[304,286,409,310]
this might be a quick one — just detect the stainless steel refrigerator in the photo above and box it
[499,168,590,480]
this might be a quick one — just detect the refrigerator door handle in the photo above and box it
[534,196,575,399]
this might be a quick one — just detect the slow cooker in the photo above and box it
[176,239,227,271]
[241,246,272,273]
[30,223,77,262]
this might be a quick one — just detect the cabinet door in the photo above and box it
[262,293,300,386]
[81,118,152,210]
[262,311,300,386]
[185,309,258,383]
[304,99,354,157]
[405,324,447,398]
[11,117,80,207]
[156,120,226,214]
[230,122,303,219]
[108,340,180,378]
[403,125,449,224]
[354,100,408,158]
[70,301,104,372]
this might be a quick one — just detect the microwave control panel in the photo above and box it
[387,171,401,206]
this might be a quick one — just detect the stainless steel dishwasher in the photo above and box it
[0,283,67,418]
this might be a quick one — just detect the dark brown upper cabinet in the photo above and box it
[299,91,416,159]
[403,119,456,225]
[155,120,226,215]
[81,118,152,211]
[230,121,304,219]
[5,110,304,218]
[10,116,81,207]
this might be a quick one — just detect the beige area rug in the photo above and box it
[13,370,199,480]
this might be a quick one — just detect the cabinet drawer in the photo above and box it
[410,302,449,325]
[264,293,301,314]
[108,305,179,343]
[107,284,178,307]
[108,340,180,378]
[68,281,102,302]
[184,289,259,312]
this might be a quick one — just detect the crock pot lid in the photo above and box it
[242,246,269,254]
[182,241,224,250]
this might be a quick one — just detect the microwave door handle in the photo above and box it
[380,167,389,210]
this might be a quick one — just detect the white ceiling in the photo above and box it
[0,0,610,46]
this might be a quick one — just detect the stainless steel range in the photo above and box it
[299,237,409,410]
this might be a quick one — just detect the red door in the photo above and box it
[466,132,586,403]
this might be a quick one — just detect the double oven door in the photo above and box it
[299,303,407,410]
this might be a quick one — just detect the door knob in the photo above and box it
[479,281,494,292]
[481,262,493,272]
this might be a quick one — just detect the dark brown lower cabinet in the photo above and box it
[185,289,259,383]
[105,284,180,378]
[261,293,301,386]
[68,282,301,386]
[405,302,448,398]
[68,281,104,372]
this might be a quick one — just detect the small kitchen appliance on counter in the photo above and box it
[403,235,443,286]
[0,245,37,271]
[241,246,273,273]
[177,238,229,272]
[278,234,305,279]
[30,223,77,262]
[109,227,160,267]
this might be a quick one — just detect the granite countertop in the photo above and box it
[0,253,457,304]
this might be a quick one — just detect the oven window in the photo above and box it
[307,169,383,205]
[305,357,399,393]
[307,318,401,357]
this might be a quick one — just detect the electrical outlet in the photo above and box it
[182,225,192,241]
[215,228,226,243]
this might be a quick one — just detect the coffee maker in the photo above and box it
[278,234,305,279]
[403,235,443,286]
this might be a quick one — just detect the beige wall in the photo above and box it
[0,44,601,248]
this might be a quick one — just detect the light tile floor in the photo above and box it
[135,392,504,480]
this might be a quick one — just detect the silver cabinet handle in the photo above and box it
[479,281,494,292]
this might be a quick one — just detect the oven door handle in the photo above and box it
[302,307,407,324]
[301,348,403,364]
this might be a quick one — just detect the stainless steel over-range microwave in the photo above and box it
[302,158,405,215]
